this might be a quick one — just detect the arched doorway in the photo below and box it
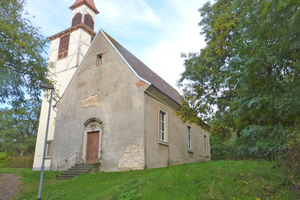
[83,118,102,164]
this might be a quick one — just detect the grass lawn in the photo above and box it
[0,160,298,200]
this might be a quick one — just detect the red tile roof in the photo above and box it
[70,0,99,14]
[103,31,182,106]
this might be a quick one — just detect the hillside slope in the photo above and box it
[1,160,298,199]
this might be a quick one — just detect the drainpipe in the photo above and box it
[143,94,147,169]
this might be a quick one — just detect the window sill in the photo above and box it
[158,141,169,146]
[188,150,194,154]
[45,157,51,159]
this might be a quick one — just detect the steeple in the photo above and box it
[33,0,98,172]
[69,0,99,31]
[70,0,99,14]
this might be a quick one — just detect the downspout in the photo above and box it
[168,145,170,166]
[167,112,170,166]
[143,93,147,169]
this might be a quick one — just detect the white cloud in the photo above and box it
[97,0,161,28]
[24,0,71,36]
[133,0,207,91]
[142,25,205,92]
[23,0,208,91]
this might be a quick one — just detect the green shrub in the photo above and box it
[7,155,34,168]
[0,152,9,167]
[210,137,239,160]
[119,190,142,200]
[279,127,300,191]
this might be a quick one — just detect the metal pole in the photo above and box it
[37,88,53,200]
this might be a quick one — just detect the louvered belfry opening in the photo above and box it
[58,34,70,60]
[84,14,94,30]
[72,13,82,27]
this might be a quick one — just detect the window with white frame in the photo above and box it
[159,110,166,142]
[204,135,208,156]
[187,125,192,150]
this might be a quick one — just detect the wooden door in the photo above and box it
[86,131,99,164]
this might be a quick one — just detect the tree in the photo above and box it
[263,0,300,24]
[0,99,41,155]
[0,0,53,105]
[179,0,300,158]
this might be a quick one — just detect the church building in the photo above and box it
[33,0,210,172]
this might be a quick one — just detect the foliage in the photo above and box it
[0,99,41,155]
[179,0,300,158]
[279,126,300,191]
[0,152,9,167]
[280,146,300,191]
[5,155,34,168]
[119,190,142,200]
[4,160,297,199]
[210,135,237,160]
[262,0,300,24]
[0,0,53,105]
[0,154,34,168]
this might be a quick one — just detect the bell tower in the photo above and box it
[70,0,99,30]
[33,0,99,170]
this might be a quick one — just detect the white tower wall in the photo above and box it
[33,3,97,170]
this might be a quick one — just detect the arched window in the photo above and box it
[72,13,82,27]
[84,14,94,30]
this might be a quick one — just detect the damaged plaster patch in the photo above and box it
[118,145,144,171]
[81,95,101,108]
[135,80,147,87]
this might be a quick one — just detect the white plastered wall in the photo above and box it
[33,15,95,170]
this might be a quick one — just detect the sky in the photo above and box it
[24,0,208,92]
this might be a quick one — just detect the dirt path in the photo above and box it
[0,173,21,200]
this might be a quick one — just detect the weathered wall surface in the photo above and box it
[51,31,148,171]
[33,28,93,170]
[118,145,144,171]
[144,93,210,169]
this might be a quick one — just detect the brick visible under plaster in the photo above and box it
[81,95,101,108]
[118,144,144,171]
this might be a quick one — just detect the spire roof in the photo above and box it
[70,0,99,14]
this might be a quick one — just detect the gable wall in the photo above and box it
[144,93,210,169]
[51,32,148,171]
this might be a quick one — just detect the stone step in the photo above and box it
[61,170,87,175]
[56,163,98,180]
[70,166,94,169]
[74,163,96,166]
[69,167,93,171]
[71,165,94,168]
[75,163,95,166]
